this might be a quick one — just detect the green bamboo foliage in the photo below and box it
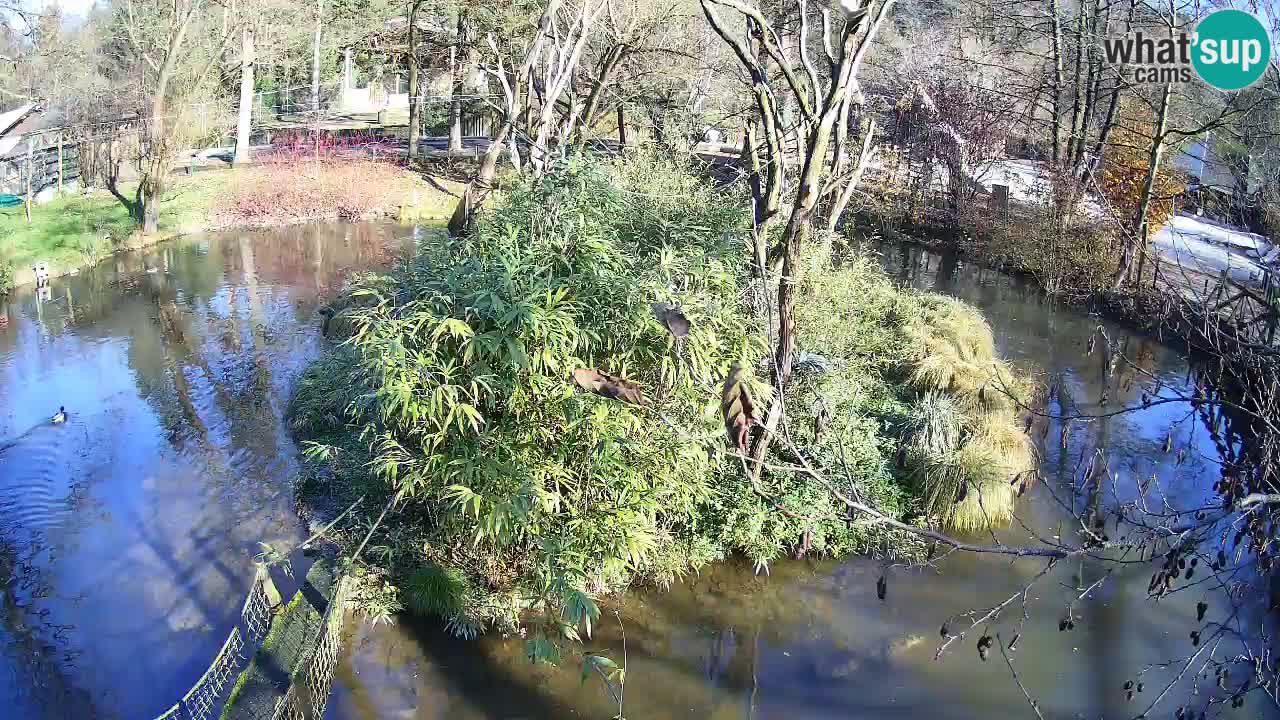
[297,156,765,645]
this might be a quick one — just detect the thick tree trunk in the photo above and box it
[311,0,324,114]
[448,123,510,237]
[141,174,162,234]
[617,105,626,148]
[136,9,192,234]
[234,27,255,166]
[1114,82,1171,289]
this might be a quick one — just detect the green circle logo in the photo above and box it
[1192,9,1271,91]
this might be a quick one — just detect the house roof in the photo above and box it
[0,104,41,159]
[0,103,38,137]
[1173,137,1248,193]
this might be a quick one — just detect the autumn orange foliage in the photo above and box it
[1098,107,1186,240]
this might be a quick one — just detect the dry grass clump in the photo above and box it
[904,401,1037,532]
[792,244,1039,534]
[904,296,1033,412]
[899,298,1038,532]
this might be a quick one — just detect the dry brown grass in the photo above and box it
[215,158,458,228]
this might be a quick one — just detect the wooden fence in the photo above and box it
[1,132,82,199]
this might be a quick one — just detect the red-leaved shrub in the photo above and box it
[219,157,416,226]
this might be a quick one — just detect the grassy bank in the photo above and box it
[289,155,1035,653]
[0,159,461,292]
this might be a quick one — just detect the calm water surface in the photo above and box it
[326,243,1278,720]
[0,222,422,718]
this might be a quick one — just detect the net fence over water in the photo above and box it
[269,575,351,720]
[241,568,275,645]
[150,565,281,720]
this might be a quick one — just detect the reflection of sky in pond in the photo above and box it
[327,242,1278,720]
[0,222,420,718]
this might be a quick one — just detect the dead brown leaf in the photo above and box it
[721,362,757,451]
[651,302,692,339]
[572,368,646,405]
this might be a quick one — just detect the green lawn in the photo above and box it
[0,163,459,292]
[0,174,229,289]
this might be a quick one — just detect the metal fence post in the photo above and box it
[260,565,283,607]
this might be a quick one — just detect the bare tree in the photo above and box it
[108,0,234,232]
[234,24,255,164]
[447,0,607,235]
[701,0,892,470]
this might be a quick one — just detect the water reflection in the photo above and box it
[327,242,1278,720]
[0,222,419,718]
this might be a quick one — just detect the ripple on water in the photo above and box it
[0,424,84,535]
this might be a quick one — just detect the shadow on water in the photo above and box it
[327,240,1279,720]
[0,221,427,718]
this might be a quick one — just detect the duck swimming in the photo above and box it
[50,407,67,425]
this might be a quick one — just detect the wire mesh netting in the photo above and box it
[241,567,274,646]
[269,575,351,720]
[152,627,244,720]
[150,565,317,720]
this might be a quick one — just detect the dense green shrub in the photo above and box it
[292,156,1036,654]
[295,156,768,648]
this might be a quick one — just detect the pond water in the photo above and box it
[1,228,1273,720]
[0,222,422,719]
[325,242,1278,720]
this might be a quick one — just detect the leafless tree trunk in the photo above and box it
[1084,0,1136,182]
[1064,6,1084,166]
[311,0,323,115]
[450,0,589,235]
[448,8,470,153]
[703,0,891,473]
[407,0,425,160]
[571,42,627,152]
[1048,0,1064,164]
[826,117,877,233]
[234,26,255,166]
[524,0,608,174]
[1113,81,1171,289]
